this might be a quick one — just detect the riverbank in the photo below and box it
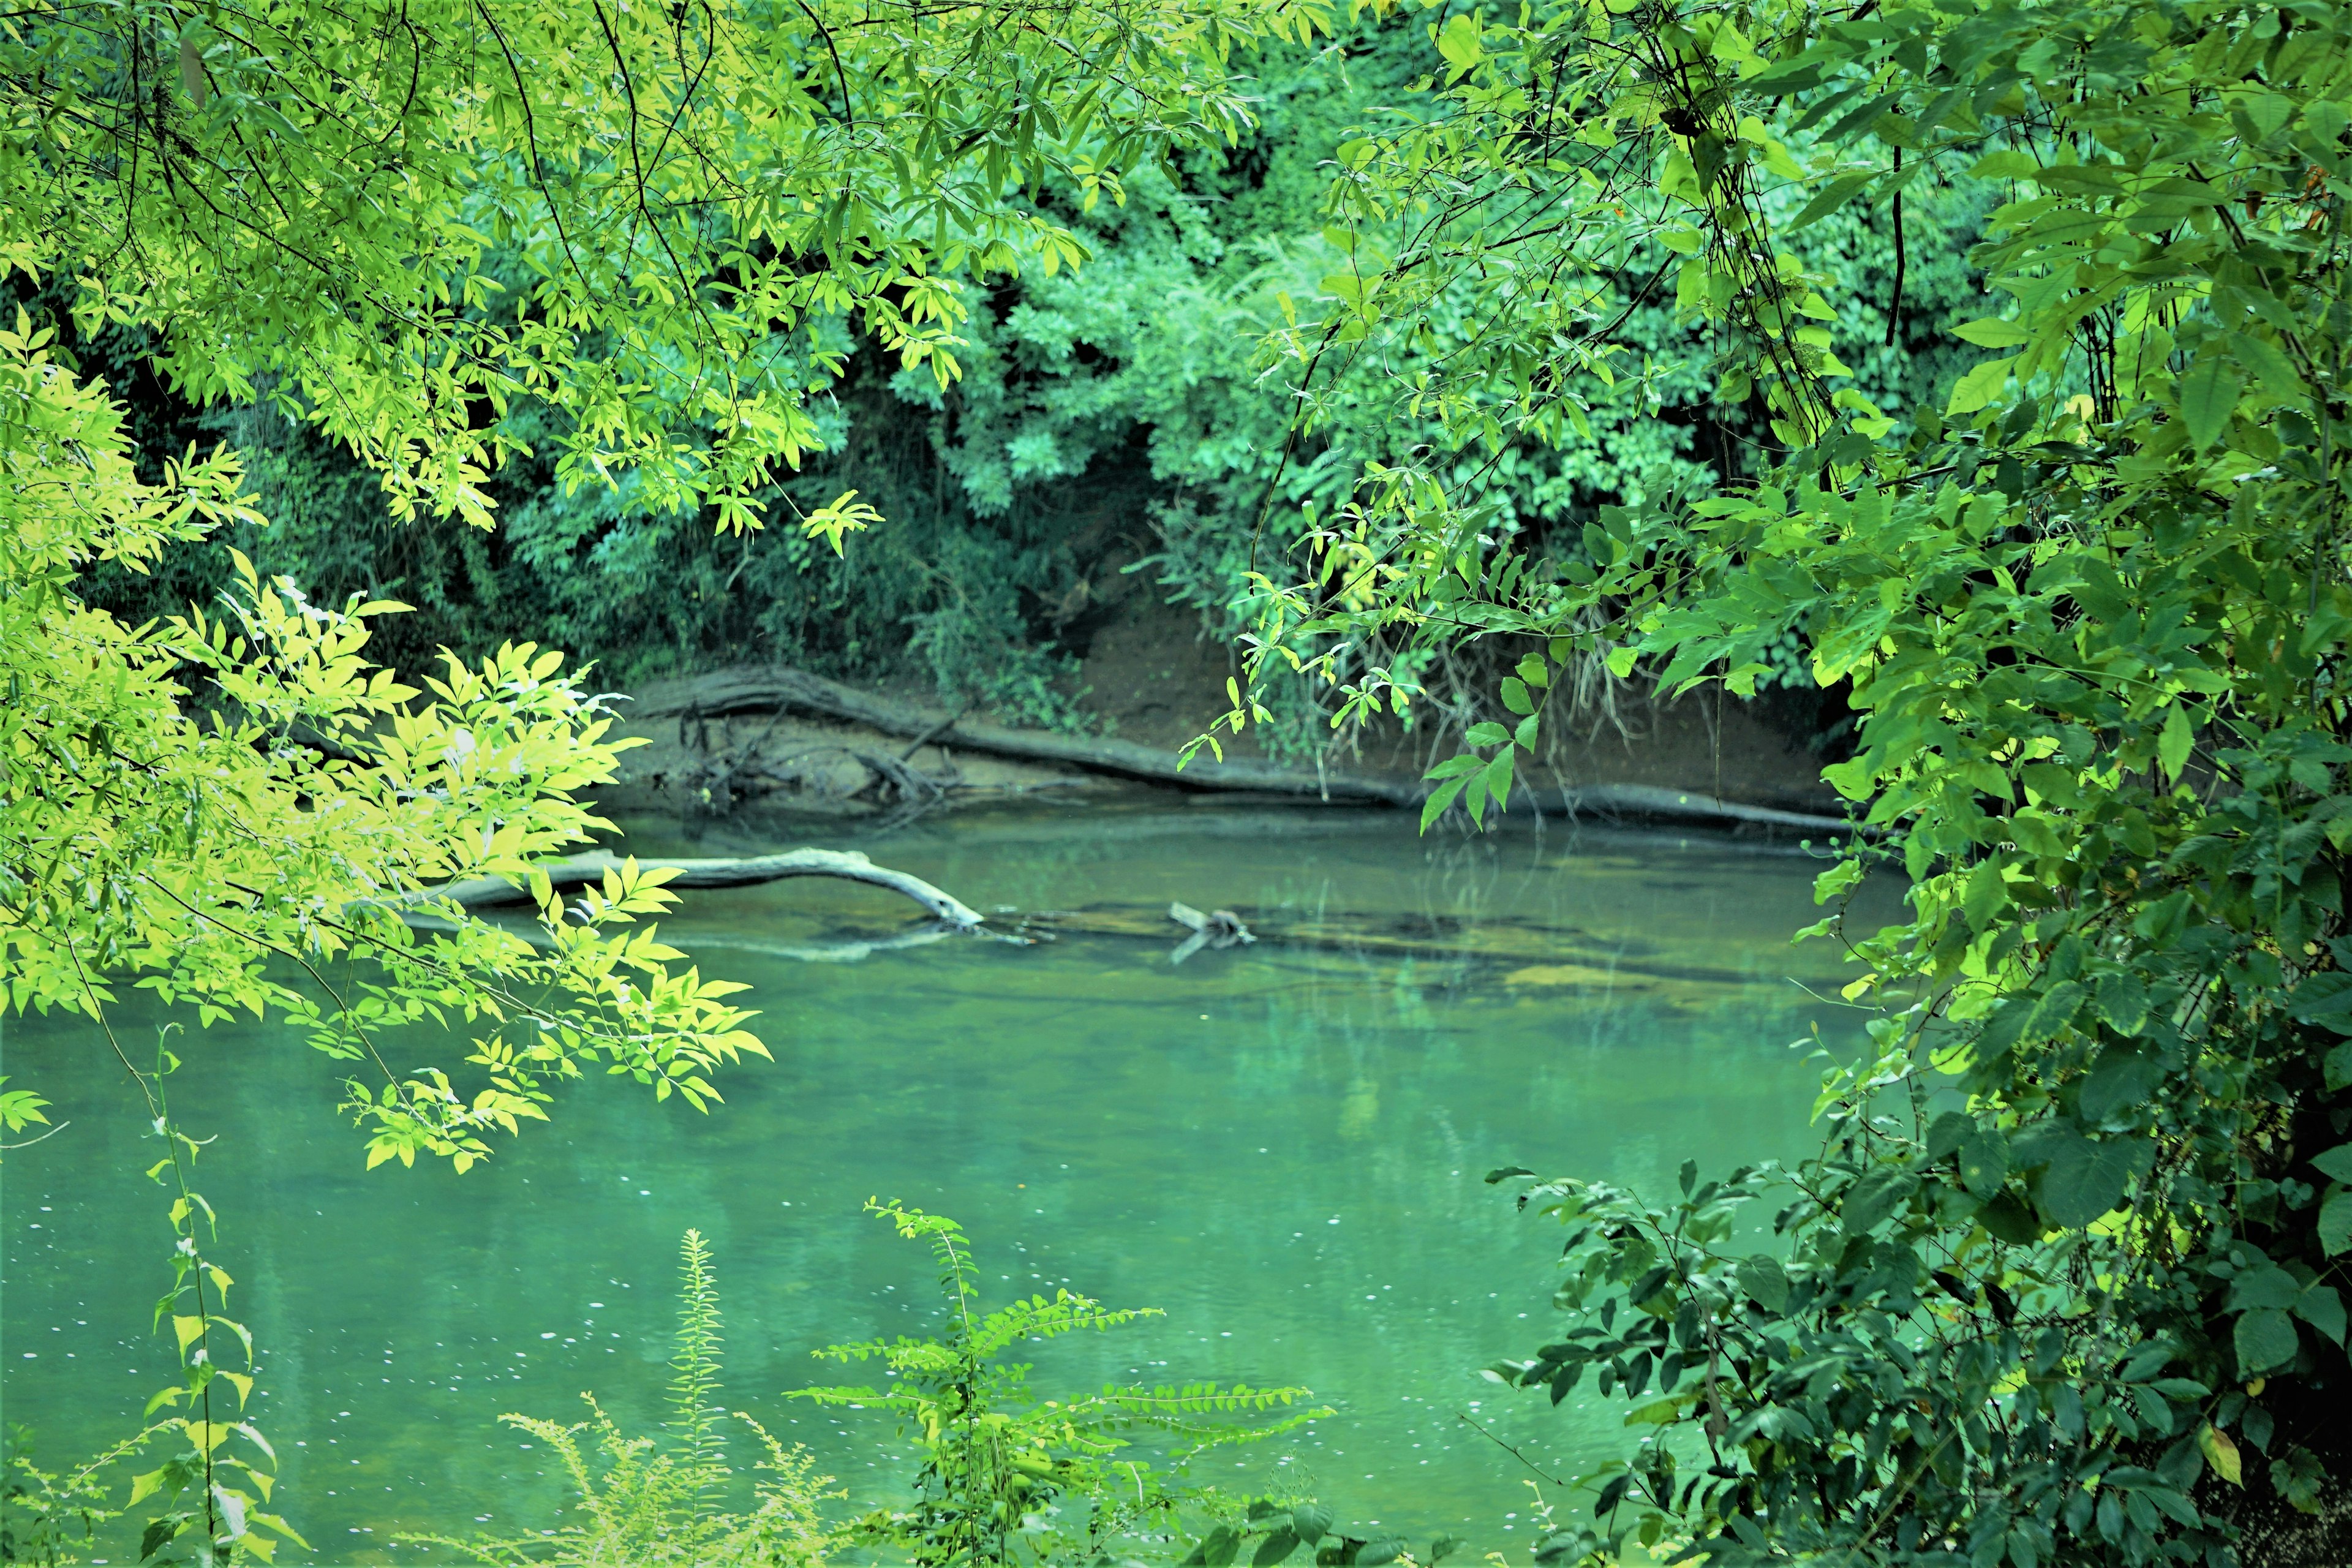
[590,635,1853,836]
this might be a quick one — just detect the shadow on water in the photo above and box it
[1,799,1896,1563]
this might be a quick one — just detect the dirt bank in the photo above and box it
[594,614,1849,834]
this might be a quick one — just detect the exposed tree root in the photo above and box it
[632,665,1863,834]
[635,665,1418,804]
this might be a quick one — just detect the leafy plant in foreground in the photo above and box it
[1181,1495,1465,1568]
[406,1230,839,1568]
[1204,0,2352,1557]
[0,314,777,1170]
[1,1044,299,1566]
[793,1201,1330,1567]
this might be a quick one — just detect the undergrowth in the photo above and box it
[401,1231,839,1568]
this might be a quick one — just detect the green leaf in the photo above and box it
[2234,1308,2299,1374]
[1623,1395,1686,1425]
[2198,1423,2244,1486]
[1946,356,2014,417]
[1962,858,2007,933]
[1420,775,1469,832]
[2018,982,2087,1048]
[2290,976,2352,1035]
[1790,171,1876,231]
[1980,1192,2042,1244]
[1925,1111,1974,1159]
[2310,1144,2352,1183]
[2227,1262,2301,1312]
[2158,705,2193,782]
[1291,1504,1333,1545]
[2228,331,2303,401]
[2038,1131,2152,1228]
[2080,1050,2160,1125]
[1499,677,1534,715]
[2272,1449,2327,1513]
[1197,1525,1242,1567]
[1842,1167,1920,1234]
[1958,1130,2010,1199]
[2320,1190,2352,1257]
[1736,1254,1789,1313]
[1479,749,1515,816]
[2294,1283,2346,1346]
[1952,317,2032,349]
[141,1518,183,1561]
[2327,1041,2352,1091]
[1436,12,1481,72]
[1255,1528,1303,1565]
[2179,358,2244,452]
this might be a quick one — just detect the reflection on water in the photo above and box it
[1,801,1890,1563]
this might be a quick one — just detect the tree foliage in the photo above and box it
[0,0,1313,529]
[1,311,775,1169]
[1,0,1330,1161]
[31,15,1991,745]
[1216,0,2352,1557]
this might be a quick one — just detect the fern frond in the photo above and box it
[496,1409,599,1503]
[864,1197,979,1338]
[806,1335,967,1376]
[1096,1381,1322,1415]
[391,1529,551,1566]
[785,1383,926,1411]
[1166,1408,1329,1457]
[970,1292,1162,1355]
[665,1227,727,1516]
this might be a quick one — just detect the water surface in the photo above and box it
[2,801,1887,1562]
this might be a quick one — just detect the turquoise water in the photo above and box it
[1,801,1887,1563]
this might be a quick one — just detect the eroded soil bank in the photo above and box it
[592,598,1849,831]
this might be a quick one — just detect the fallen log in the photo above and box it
[1553,784,1859,837]
[631,666,1860,833]
[413,848,987,930]
[634,666,1420,805]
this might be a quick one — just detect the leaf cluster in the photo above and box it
[1213,0,2352,1558]
[790,1200,1331,1567]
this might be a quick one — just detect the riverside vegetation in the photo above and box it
[1196,0,2352,1558]
[396,1210,1359,1568]
[2,0,2348,1559]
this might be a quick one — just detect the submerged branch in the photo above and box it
[417,848,988,930]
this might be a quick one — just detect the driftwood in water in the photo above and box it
[417,848,987,930]
[633,666,1858,833]
[1024,902,1761,987]
[1167,902,1254,965]
[1553,784,1860,837]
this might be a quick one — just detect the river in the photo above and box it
[1,799,1888,1563]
